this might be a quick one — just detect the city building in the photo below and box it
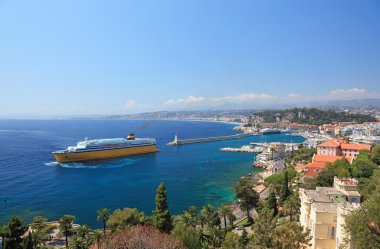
[317,139,371,159]
[299,177,360,249]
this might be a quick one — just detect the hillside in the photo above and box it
[253,108,377,125]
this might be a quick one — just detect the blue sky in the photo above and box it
[0,0,380,116]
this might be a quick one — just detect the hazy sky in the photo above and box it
[1,0,380,116]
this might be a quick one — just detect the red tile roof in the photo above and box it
[303,167,322,176]
[318,140,341,148]
[295,165,306,171]
[341,143,371,151]
[305,162,326,169]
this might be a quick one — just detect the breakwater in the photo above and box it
[167,132,254,146]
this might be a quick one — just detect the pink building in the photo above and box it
[317,139,371,159]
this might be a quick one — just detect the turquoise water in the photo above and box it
[0,120,304,227]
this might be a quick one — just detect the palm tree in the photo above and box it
[184,206,198,229]
[209,226,224,249]
[59,214,76,248]
[198,211,207,228]
[197,228,209,248]
[218,205,233,234]
[227,212,236,228]
[282,194,300,221]
[91,230,103,249]
[76,225,90,239]
[97,208,110,235]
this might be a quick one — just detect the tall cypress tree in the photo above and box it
[265,190,278,217]
[280,171,291,204]
[153,182,172,233]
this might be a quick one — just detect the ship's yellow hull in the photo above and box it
[53,145,159,163]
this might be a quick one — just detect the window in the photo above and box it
[328,227,336,239]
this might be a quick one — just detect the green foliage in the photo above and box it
[344,184,380,249]
[251,209,277,248]
[358,170,380,201]
[351,151,377,178]
[238,228,250,248]
[234,177,259,223]
[274,220,311,249]
[315,159,350,187]
[254,108,376,125]
[0,225,8,249]
[265,191,278,217]
[250,209,310,249]
[107,208,145,232]
[218,205,234,234]
[222,232,240,249]
[153,182,173,233]
[97,208,110,235]
[209,226,224,249]
[282,193,300,221]
[59,214,76,248]
[279,171,291,204]
[200,204,221,228]
[371,144,380,165]
[171,222,201,249]
[287,147,317,166]
[24,232,33,249]
[264,168,298,196]
[4,216,26,249]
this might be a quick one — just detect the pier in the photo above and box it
[167,132,254,146]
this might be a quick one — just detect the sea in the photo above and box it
[0,119,304,227]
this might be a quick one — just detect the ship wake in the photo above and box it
[44,158,142,169]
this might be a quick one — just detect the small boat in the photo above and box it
[52,133,158,163]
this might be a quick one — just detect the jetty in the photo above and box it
[167,132,253,146]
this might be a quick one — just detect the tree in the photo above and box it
[351,151,377,178]
[31,215,48,231]
[344,176,380,248]
[181,206,198,229]
[280,171,291,204]
[238,228,250,248]
[371,144,380,165]
[107,208,145,232]
[282,193,300,221]
[153,182,172,233]
[234,177,259,223]
[0,225,8,249]
[274,220,311,249]
[97,208,110,235]
[90,230,103,249]
[209,226,223,249]
[218,205,233,234]
[315,159,351,187]
[5,216,25,249]
[222,232,240,249]
[24,232,33,249]
[250,209,277,249]
[59,214,76,248]
[200,204,220,228]
[265,190,278,217]
[172,222,201,249]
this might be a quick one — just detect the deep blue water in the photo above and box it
[0,120,304,227]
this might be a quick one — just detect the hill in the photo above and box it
[253,108,377,125]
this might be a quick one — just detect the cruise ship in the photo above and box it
[52,134,158,163]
